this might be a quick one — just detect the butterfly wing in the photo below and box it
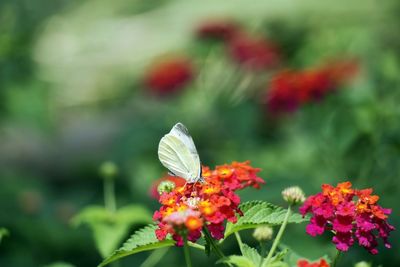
[158,123,201,183]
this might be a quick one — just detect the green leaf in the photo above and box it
[242,244,262,266]
[218,255,256,267]
[263,262,289,267]
[224,201,308,238]
[72,204,152,257]
[98,224,174,267]
[261,249,289,267]
[269,248,289,263]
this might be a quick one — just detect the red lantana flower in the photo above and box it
[153,161,265,246]
[144,57,194,95]
[300,182,395,254]
[266,60,358,114]
[297,258,330,267]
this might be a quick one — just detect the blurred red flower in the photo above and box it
[144,57,194,95]
[195,19,240,41]
[227,34,281,70]
[266,59,359,114]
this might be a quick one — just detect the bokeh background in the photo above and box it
[0,0,399,266]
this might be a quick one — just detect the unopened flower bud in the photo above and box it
[282,186,305,205]
[253,225,273,241]
[99,161,118,179]
[157,181,175,195]
[354,261,371,267]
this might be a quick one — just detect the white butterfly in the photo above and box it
[158,123,204,183]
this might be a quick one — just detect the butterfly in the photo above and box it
[158,123,204,184]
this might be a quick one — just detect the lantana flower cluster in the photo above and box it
[300,182,395,254]
[153,161,265,246]
[266,60,358,114]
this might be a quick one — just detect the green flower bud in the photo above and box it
[157,181,176,195]
[99,161,118,179]
[282,186,306,205]
[252,225,274,241]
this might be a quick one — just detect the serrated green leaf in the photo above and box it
[218,255,256,267]
[72,204,152,257]
[224,201,308,238]
[242,244,262,266]
[98,224,174,267]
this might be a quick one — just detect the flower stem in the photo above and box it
[264,205,292,265]
[203,227,225,259]
[259,241,266,260]
[332,250,341,267]
[183,237,193,267]
[104,177,116,213]
[202,228,232,267]
[234,232,244,254]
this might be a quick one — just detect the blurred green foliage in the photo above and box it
[72,204,152,257]
[0,0,399,266]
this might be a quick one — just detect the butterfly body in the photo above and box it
[158,123,203,183]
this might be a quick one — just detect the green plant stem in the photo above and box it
[183,237,193,267]
[332,250,341,267]
[203,227,226,259]
[234,232,244,254]
[264,205,292,265]
[259,241,266,258]
[140,248,169,267]
[104,178,116,213]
